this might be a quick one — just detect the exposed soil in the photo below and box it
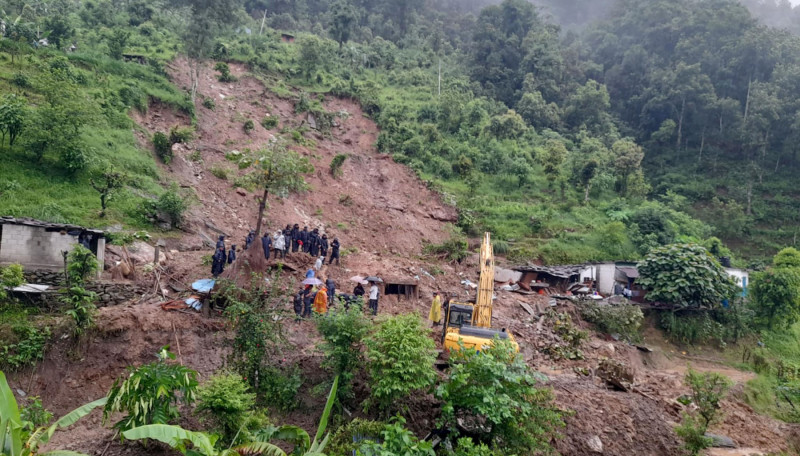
[8,58,800,456]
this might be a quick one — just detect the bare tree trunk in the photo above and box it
[676,97,685,152]
[746,179,753,216]
[698,127,706,165]
[190,62,200,102]
[255,188,268,237]
[584,183,591,203]
[743,76,752,126]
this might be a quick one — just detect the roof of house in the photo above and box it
[617,267,639,279]
[511,264,585,279]
[0,216,104,235]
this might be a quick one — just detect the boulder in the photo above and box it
[705,433,737,448]
[587,436,603,453]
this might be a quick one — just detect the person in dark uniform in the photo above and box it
[302,285,314,318]
[293,289,303,320]
[309,228,320,257]
[244,230,255,250]
[329,238,341,265]
[227,244,237,264]
[300,226,310,253]
[325,277,336,307]
[320,234,329,262]
[216,235,225,250]
[212,246,226,277]
[261,233,271,260]
[291,224,300,252]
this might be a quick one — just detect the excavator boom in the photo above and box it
[472,232,494,328]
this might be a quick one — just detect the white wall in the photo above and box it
[0,225,79,270]
[725,268,749,289]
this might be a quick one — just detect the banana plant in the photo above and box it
[122,375,339,456]
[1,371,107,456]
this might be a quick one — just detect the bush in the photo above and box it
[104,346,198,432]
[209,165,229,180]
[675,368,732,455]
[327,419,385,456]
[316,308,370,401]
[330,154,347,178]
[21,396,54,429]
[0,323,50,371]
[261,116,278,129]
[196,372,257,445]
[243,119,255,134]
[156,186,188,228]
[11,73,30,88]
[675,413,713,456]
[214,62,237,82]
[67,245,99,285]
[750,267,800,330]
[202,97,216,110]
[578,301,643,342]
[63,286,98,338]
[659,311,724,346]
[423,236,468,262]
[260,365,302,411]
[153,131,172,163]
[169,125,195,144]
[364,314,437,413]
[358,416,434,456]
[542,310,588,360]
[436,338,563,455]
[0,263,24,301]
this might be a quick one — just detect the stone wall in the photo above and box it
[22,269,147,307]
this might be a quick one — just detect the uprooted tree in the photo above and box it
[226,141,313,237]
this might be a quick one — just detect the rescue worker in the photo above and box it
[291,224,301,252]
[211,246,226,277]
[309,228,320,257]
[244,230,255,250]
[227,244,237,264]
[216,235,225,250]
[314,256,324,271]
[325,277,336,307]
[428,292,442,326]
[283,225,292,257]
[313,285,328,314]
[329,237,341,265]
[261,233,271,260]
[293,288,303,320]
[273,230,286,259]
[302,285,314,318]
[300,226,310,253]
[320,234,329,261]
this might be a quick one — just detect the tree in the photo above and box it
[773,247,800,269]
[675,368,732,456]
[637,244,737,309]
[67,244,99,286]
[316,308,370,402]
[329,0,358,48]
[196,372,258,446]
[226,142,313,237]
[750,267,800,330]
[580,159,599,202]
[611,139,644,197]
[1,371,107,456]
[298,35,332,78]
[517,90,561,130]
[43,14,73,49]
[103,346,199,432]
[364,314,437,414]
[107,29,130,60]
[436,339,563,455]
[0,94,26,148]
[540,139,567,188]
[90,166,125,217]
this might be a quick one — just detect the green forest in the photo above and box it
[3,0,800,265]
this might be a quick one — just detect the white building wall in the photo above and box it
[596,263,617,295]
[0,225,80,270]
[725,268,749,289]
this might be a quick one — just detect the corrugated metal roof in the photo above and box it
[0,216,104,235]
[617,267,639,279]
[511,264,584,279]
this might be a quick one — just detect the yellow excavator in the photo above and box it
[442,232,519,353]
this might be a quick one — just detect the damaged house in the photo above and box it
[0,217,105,278]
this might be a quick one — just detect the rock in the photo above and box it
[236,188,247,197]
[587,435,603,453]
[343,138,352,145]
[597,358,634,391]
[607,295,628,305]
[600,343,616,356]
[705,433,737,448]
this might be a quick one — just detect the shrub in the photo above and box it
[316,308,370,401]
[104,346,198,432]
[750,267,800,330]
[67,245,99,285]
[452,437,503,456]
[364,314,437,413]
[578,301,644,342]
[153,131,172,163]
[330,154,347,178]
[214,62,237,82]
[436,338,564,455]
[260,365,302,411]
[358,416,434,456]
[21,396,54,429]
[261,116,278,129]
[327,419,385,456]
[243,119,255,134]
[675,413,713,456]
[209,165,229,180]
[196,372,257,445]
[63,286,98,338]
[202,97,216,110]
[659,311,724,346]
[542,310,587,360]
[1,322,50,371]
[169,125,195,144]
[156,186,188,228]
[423,236,468,262]
[0,263,24,301]
[11,73,30,88]
[675,368,732,455]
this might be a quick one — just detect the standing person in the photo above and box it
[302,285,314,318]
[293,288,303,320]
[326,277,336,307]
[216,235,225,250]
[211,246,226,277]
[282,226,292,257]
[227,244,237,264]
[428,292,442,326]
[311,228,322,257]
[368,281,379,316]
[274,230,286,259]
[354,282,365,309]
[314,256,324,271]
[291,224,300,252]
[320,234,329,262]
[313,284,328,314]
[244,230,255,250]
[329,237,341,265]
[300,226,310,253]
[261,233,272,260]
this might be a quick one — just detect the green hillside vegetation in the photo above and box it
[3,0,800,264]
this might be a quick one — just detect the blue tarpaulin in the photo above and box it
[191,279,216,293]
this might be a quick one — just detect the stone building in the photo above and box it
[0,217,105,278]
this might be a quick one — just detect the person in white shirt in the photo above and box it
[314,256,324,271]
[368,282,379,315]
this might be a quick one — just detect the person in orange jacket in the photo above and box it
[313,285,328,314]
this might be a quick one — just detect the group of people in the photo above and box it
[292,275,381,319]
[209,225,344,278]
[260,224,341,266]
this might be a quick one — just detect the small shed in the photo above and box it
[0,217,105,277]
[382,277,419,300]
[281,33,295,43]
[512,264,584,292]
[122,53,147,65]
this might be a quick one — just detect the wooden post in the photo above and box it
[260,9,268,35]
